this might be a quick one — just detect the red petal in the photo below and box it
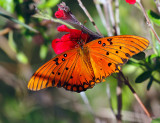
[52,35,77,54]
[125,0,136,4]
[57,25,70,32]
[55,9,65,18]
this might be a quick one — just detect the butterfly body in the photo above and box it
[28,35,149,92]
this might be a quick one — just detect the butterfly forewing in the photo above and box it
[28,48,96,92]
[87,35,149,65]
[87,35,149,83]
[28,49,77,91]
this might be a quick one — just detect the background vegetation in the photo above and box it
[0,0,160,122]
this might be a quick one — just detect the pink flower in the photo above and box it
[52,25,89,54]
[125,0,136,4]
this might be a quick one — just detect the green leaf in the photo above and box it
[135,71,152,83]
[17,52,28,64]
[8,31,17,53]
[132,52,145,60]
[38,0,60,9]
[152,71,160,83]
[155,41,160,56]
[0,0,15,13]
[147,76,153,90]
[146,54,157,64]
[147,10,160,26]
[152,118,160,123]
[0,12,38,33]
[40,45,48,60]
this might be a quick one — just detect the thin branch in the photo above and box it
[136,0,160,43]
[102,1,113,36]
[106,83,116,116]
[118,71,152,121]
[108,0,116,35]
[116,73,123,123]
[80,92,94,114]
[80,92,99,123]
[115,0,120,35]
[0,27,11,36]
[154,0,160,13]
[0,12,38,33]
[93,0,108,34]
[77,0,103,36]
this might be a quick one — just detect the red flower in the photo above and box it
[55,8,67,19]
[52,25,89,54]
[125,0,136,4]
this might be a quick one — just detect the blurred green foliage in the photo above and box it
[0,0,160,123]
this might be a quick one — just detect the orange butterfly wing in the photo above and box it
[28,35,149,92]
[28,48,95,92]
[86,35,149,83]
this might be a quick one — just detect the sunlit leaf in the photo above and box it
[135,71,152,83]
[146,54,157,64]
[17,52,28,64]
[40,45,48,60]
[147,10,160,26]
[152,71,160,83]
[8,31,17,53]
[38,0,60,9]
[0,0,15,13]
[155,41,160,56]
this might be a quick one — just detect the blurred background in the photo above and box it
[0,0,160,123]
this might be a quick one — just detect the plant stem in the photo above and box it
[102,0,113,36]
[80,92,99,123]
[136,0,160,43]
[119,71,152,121]
[77,0,103,36]
[154,0,160,13]
[106,83,116,116]
[93,0,108,34]
[116,73,123,123]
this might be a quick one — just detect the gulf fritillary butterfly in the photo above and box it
[28,35,149,92]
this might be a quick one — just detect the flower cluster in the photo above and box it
[52,2,96,55]
[52,25,89,54]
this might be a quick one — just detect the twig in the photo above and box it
[0,27,11,36]
[80,92,94,114]
[0,12,38,33]
[154,0,160,13]
[102,0,113,36]
[136,0,160,43]
[106,83,116,116]
[118,71,152,121]
[80,92,99,123]
[77,0,103,36]
[116,73,123,123]
[93,0,108,34]
[115,0,120,35]
[108,0,116,35]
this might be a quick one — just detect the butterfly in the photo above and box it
[28,35,149,93]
